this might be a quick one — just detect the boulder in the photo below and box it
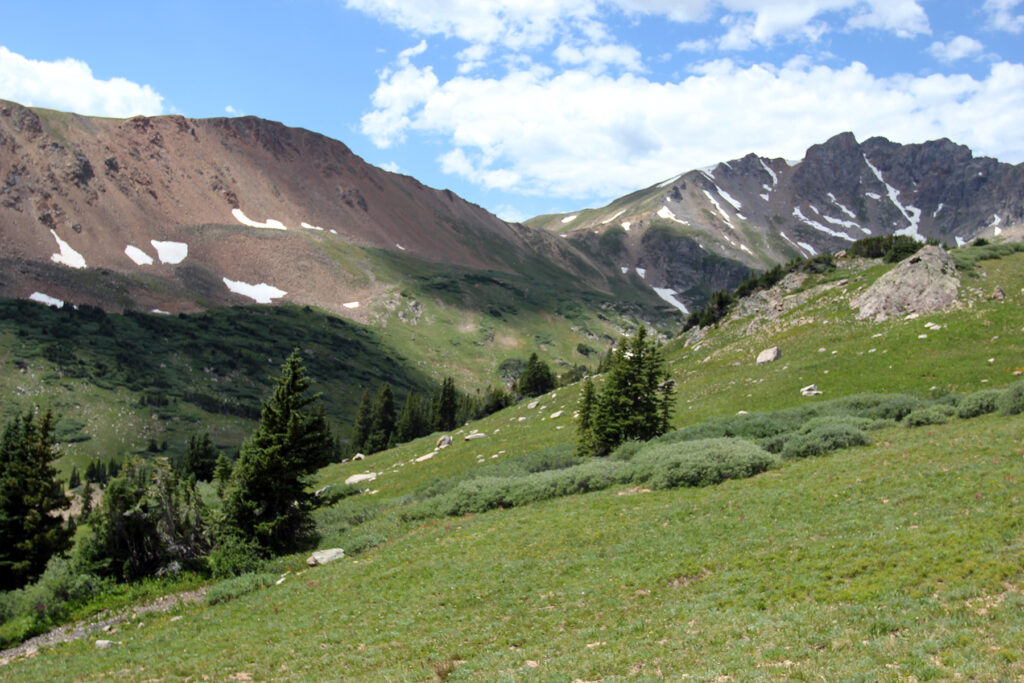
[756,347,781,365]
[436,435,453,449]
[95,640,117,649]
[464,432,486,441]
[307,548,345,567]
[352,453,365,461]
[550,410,564,419]
[851,246,960,321]
[801,384,823,396]
[527,400,539,409]
[992,286,1006,301]
[345,472,377,485]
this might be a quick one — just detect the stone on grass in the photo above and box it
[345,472,377,485]
[851,245,959,321]
[801,384,823,397]
[465,432,486,441]
[756,347,781,365]
[307,548,346,567]
[436,435,453,449]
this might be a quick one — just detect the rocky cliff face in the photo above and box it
[533,132,1024,311]
[0,100,631,317]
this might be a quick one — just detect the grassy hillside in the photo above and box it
[3,244,1024,679]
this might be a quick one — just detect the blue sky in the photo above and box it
[1,1,1022,221]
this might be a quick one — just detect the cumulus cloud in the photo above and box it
[362,56,1024,199]
[984,0,1024,32]
[927,35,984,63]
[0,46,164,117]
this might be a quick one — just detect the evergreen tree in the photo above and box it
[575,377,598,457]
[213,453,233,498]
[517,352,555,397]
[349,389,373,455]
[0,409,73,589]
[79,457,207,581]
[80,479,94,520]
[68,465,81,490]
[432,377,458,432]
[183,432,219,482]
[394,391,427,444]
[222,351,335,554]
[588,328,675,455]
[364,383,397,453]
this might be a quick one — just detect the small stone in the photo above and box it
[95,640,116,649]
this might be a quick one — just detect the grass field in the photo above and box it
[2,244,1024,679]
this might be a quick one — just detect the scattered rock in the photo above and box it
[352,453,365,461]
[550,410,564,419]
[436,435,453,449]
[527,400,539,409]
[306,548,345,567]
[992,286,1006,300]
[415,452,436,462]
[314,485,331,497]
[756,346,781,365]
[851,245,960,321]
[801,384,822,397]
[94,640,117,649]
[464,432,486,441]
[345,472,377,485]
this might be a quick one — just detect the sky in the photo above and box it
[1,1,1022,221]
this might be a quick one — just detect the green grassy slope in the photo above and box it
[3,245,1024,679]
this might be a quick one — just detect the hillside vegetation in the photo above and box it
[3,244,1024,679]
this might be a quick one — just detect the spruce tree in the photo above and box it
[68,465,81,490]
[432,377,458,432]
[518,353,555,397]
[223,351,335,554]
[575,377,598,457]
[183,432,219,481]
[364,383,396,453]
[394,391,426,443]
[0,409,72,589]
[349,389,373,455]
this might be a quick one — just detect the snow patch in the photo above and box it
[150,240,188,264]
[702,191,736,230]
[652,287,689,314]
[232,208,288,230]
[933,203,944,218]
[759,192,771,202]
[779,231,808,256]
[657,174,682,188]
[717,187,743,212]
[620,267,629,274]
[827,192,857,219]
[222,277,287,304]
[990,214,1002,235]
[792,207,854,241]
[635,268,646,279]
[343,301,360,309]
[863,155,923,241]
[395,243,406,251]
[700,167,715,180]
[821,213,864,233]
[561,214,578,224]
[29,292,64,308]
[797,241,818,256]
[151,309,171,315]
[759,158,778,186]
[300,222,323,231]
[621,221,631,231]
[785,159,801,167]
[955,236,968,247]
[865,192,881,200]
[601,209,626,224]
[49,230,86,269]
[740,244,753,255]
[657,206,688,225]
[124,245,153,266]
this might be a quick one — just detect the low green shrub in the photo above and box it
[206,535,265,579]
[206,572,276,606]
[782,424,870,459]
[0,557,103,647]
[830,393,921,421]
[999,380,1024,416]
[633,438,779,490]
[609,440,644,461]
[957,390,1004,419]
[903,407,949,428]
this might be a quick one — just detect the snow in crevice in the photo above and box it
[933,203,944,218]
[792,207,855,241]
[821,213,865,234]
[700,167,715,180]
[561,214,578,224]
[779,231,806,255]
[759,158,778,186]
[955,236,968,247]
[863,155,923,241]
[50,230,86,269]
[30,292,64,308]
[601,209,626,224]
[797,241,817,255]
[657,174,682,188]
[232,208,288,230]
[990,214,1002,235]
[657,206,689,226]
[223,277,287,303]
[740,244,753,255]
[151,309,171,315]
[343,301,360,309]
[702,191,736,230]
[759,193,771,202]
[300,222,324,231]
[620,266,629,274]
[622,221,631,231]
[652,287,689,314]
[125,245,154,266]
[866,192,881,200]
[827,193,857,219]
[635,267,646,279]
[395,243,406,251]
[717,187,743,212]
[151,240,188,264]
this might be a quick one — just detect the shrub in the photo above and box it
[830,393,921,421]
[633,438,778,489]
[903,407,949,428]
[782,424,870,459]
[207,535,265,579]
[957,390,1003,419]
[0,556,103,647]
[609,440,644,461]
[999,380,1024,416]
[206,572,276,606]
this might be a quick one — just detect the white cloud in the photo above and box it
[927,35,984,63]
[362,57,1024,199]
[0,46,164,117]
[984,0,1024,33]
[553,42,644,73]
[379,161,402,172]
[225,105,239,115]
[677,38,713,52]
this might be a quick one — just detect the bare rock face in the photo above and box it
[851,245,959,322]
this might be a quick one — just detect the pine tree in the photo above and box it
[223,351,335,554]
[575,377,598,457]
[183,432,219,481]
[394,391,426,444]
[68,465,81,490]
[0,409,72,589]
[349,389,373,455]
[81,479,94,520]
[588,327,675,456]
[432,377,458,432]
[364,383,396,453]
[517,352,555,397]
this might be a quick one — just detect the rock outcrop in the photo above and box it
[851,246,960,322]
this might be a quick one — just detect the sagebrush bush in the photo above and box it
[632,438,778,489]
[206,534,264,579]
[957,390,1004,419]
[903,407,949,428]
[999,380,1024,416]
[206,572,276,605]
[609,440,644,461]
[782,424,870,459]
[829,393,921,421]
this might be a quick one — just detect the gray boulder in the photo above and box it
[307,548,346,567]
[756,347,781,365]
[851,245,959,322]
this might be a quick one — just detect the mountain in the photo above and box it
[0,99,652,320]
[529,132,1024,311]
